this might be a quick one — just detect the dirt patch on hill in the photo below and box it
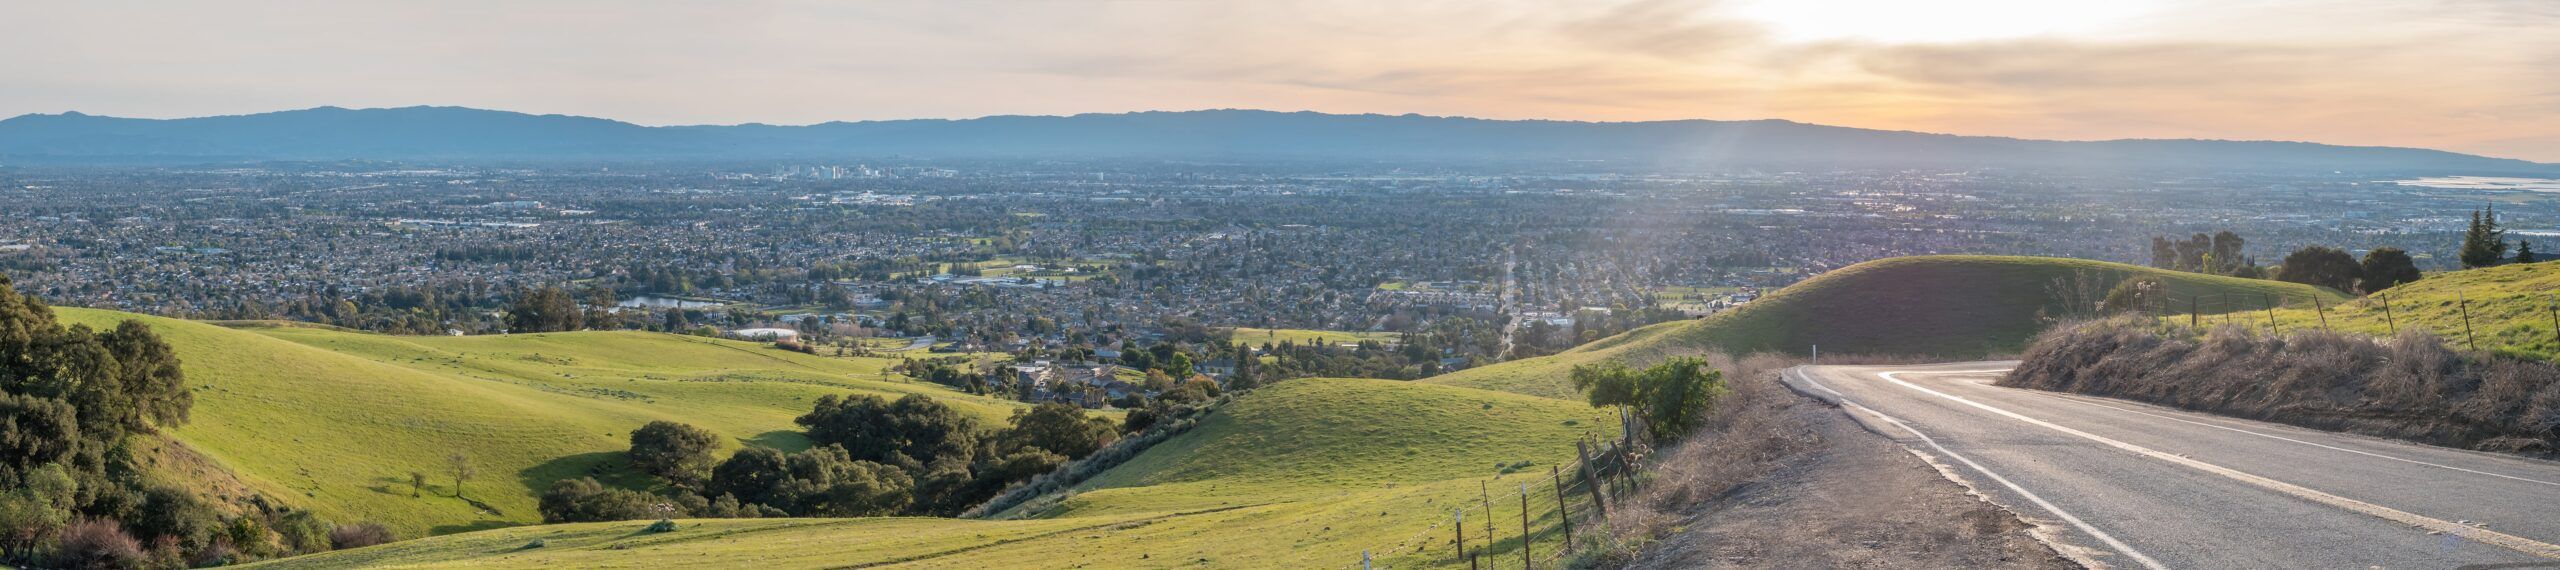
[1619,362,2073,569]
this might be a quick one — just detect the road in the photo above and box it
[1785,363,2560,569]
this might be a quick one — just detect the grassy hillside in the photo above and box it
[2241,261,2560,359]
[251,378,1615,569]
[54,308,1030,537]
[1430,255,2342,398]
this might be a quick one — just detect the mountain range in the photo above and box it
[1,106,2551,174]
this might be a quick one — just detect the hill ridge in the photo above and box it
[4,107,2550,173]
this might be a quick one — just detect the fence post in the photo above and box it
[2263,293,2280,335]
[2189,296,2199,328]
[2313,296,2330,331]
[1551,465,1573,550]
[1456,508,1471,570]
[1480,480,1497,558]
[2381,292,2397,335]
[1522,483,1533,570]
[1576,439,1611,513]
[2546,297,2558,349]
[2458,290,2479,351]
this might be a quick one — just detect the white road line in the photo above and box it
[1876,370,2560,561]
[2035,391,2560,488]
[1788,368,2170,570]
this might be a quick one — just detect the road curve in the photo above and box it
[1785,362,2560,569]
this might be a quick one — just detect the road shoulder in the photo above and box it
[1626,370,2073,569]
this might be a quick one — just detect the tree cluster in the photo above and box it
[1569,357,1728,441]
[543,394,1133,524]
[2148,231,2262,278]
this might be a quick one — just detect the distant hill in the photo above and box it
[4,106,2553,174]
[1427,255,2347,398]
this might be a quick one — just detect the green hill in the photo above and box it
[250,377,1614,569]
[1430,255,2343,398]
[2242,261,2560,359]
[213,254,2327,567]
[52,308,1030,537]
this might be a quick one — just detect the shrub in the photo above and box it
[1570,357,1728,441]
[539,477,670,523]
[628,421,720,486]
[51,519,146,570]
[645,519,679,533]
[127,485,217,550]
[272,510,333,554]
[326,522,396,550]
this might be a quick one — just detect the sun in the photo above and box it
[1726,0,2161,43]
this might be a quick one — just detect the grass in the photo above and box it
[206,254,2322,567]
[250,378,1615,569]
[2227,261,2560,360]
[1430,255,2343,399]
[1229,327,1401,347]
[55,308,1030,538]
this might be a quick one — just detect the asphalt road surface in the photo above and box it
[1785,362,2560,569]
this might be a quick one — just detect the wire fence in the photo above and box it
[1344,412,1655,569]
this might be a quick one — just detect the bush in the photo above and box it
[326,522,396,550]
[1005,403,1117,459]
[539,477,670,523]
[128,485,217,550]
[628,421,720,486]
[1570,357,1728,441]
[645,519,679,533]
[51,519,147,570]
[272,511,333,554]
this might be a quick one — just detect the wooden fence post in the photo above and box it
[2458,290,2479,351]
[2546,297,2559,349]
[1576,440,1610,515]
[2263,293,2280,335]
[2313,296,2330,332]
[2381,293,2397,335]
[2189,296,2199,328]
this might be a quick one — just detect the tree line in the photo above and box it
[538,392,1201,525]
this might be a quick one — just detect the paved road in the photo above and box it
[1785,363,2560,569]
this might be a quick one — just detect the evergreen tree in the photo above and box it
[2519,240,2538,264]
[2460,206,2510,268]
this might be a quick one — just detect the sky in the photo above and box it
[5,0,2557,161]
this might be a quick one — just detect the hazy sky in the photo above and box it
[6,0,2556,160]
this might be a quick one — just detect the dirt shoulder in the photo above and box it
[1623,370,2073,569]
